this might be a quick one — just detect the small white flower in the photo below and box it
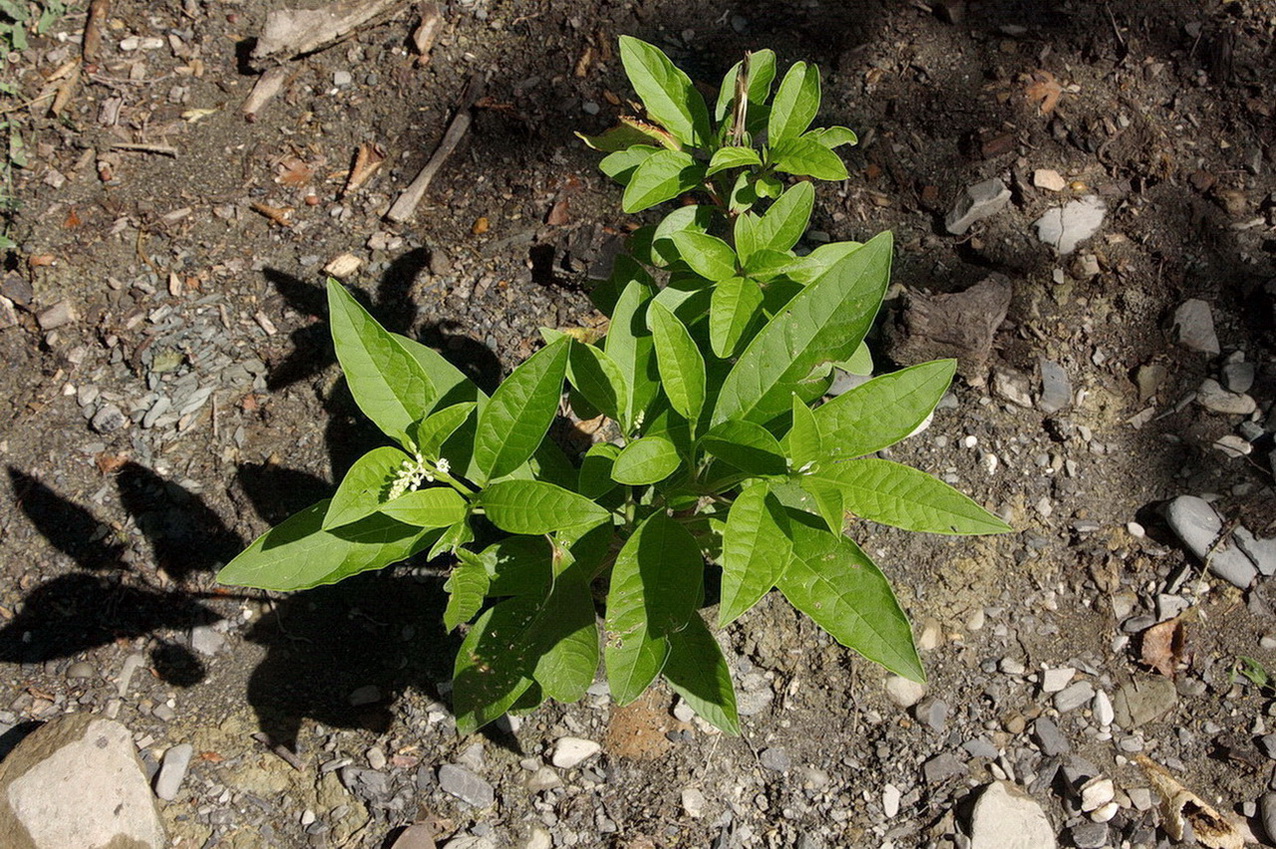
[436,457,451,474]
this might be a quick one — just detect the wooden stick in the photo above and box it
[82,0,110,64]
[241,65,290,123]
[111,142,179,156]
[385,73,484,223]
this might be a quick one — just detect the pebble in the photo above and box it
[922,752,966,784]
[681,786,706,818]
[672,700,695,722]
[116,653,145,697]
[967,781,1057,849]
[1037,359,1071,413]
[1033,169,1067,191]
[882,783,902,818]
[524,766,562,793]
[65,660,95,679]
[1089,801,1120,823]
[438,764,494,808]
[155,743,194,801]
[992,368,1033,408]
[1112,677,1176,728]
[551,737,600,769]
[91,404,127,434]
[914,697,949,733]
[1000,657,1026,675]
[1034,195,1105,254]
[1040,667,1076,693]
[333,70,353,87]
[390,823,438,849]
[518,828,553,849]
[1259,734,1276,760]
[1032,716,1071,756]
[884,675,928,708]
[1069,821,1109,849]
[189,625,225,656]
[1223,361,1255,394]
[1234,528,1276,577]
[1260,792,1276,844]
[1092,690,1115,727]
[366,747,386,770]
[1079,776,1115,812]
[963,737,1000,760]
[759,747,791,772]
[1054,681,1095,713]
[1195,378,1257,415]
[946,178,1012,235]
[1164,495,1258,589]
[1172,299,1221,354]
[37,300,77,330]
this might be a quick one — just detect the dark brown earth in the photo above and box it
[2,1,1276,847]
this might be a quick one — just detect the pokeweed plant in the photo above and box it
[218,37,1011,736]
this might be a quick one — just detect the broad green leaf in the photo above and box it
[600,144,658,186]
[485,535,553,598]
[713,49,778,121]
[755,174,783,199]
[218,501,433,592]
[669,231,738,282]
[719,482,792,626]
[709,276,764,358]
[579,443,622,500]
[576,117,680,152]
[771,137,849,181]
[327,280,435,446]
[378,487,467,528]
[698,420,786,476]
[529,576,599,703]
[664,613,740,735]
[443,549,490,631]
[622,149,705,213]
[813,360,956,460]
[605,512,704,703]
[795,473,845,535]
[567,341,629,423]
[706,146,762,177]
[768,61,821,145]
[805,126,858,149]
[394,334,486,408]
[728,172,760,214]
[653,273,713,324]
[410,402,477,458]
[651,205,714,267]
[618,35,711,148]
[427,517,473,559]
[736,182,814,262]
[712,231,893,426]
[742,248,800,281]
[771,240,862,285]
[611,435,681,485]
[648,300,705,429]
[807,458,1011,535]
[784,394,822,470]
[323,445,409,530]
[843,341,873,376]
[777,512,923,681]
[606,277,660,431]
[479,479,610,535]
[453,599,538,735]
[472,336,569,483]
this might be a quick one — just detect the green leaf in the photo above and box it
[784,394,823,470]
[713,49,777,121]
[813,360,956,460]
[777,512,923,681]
[323,446,409,530]
[713,231,892,426]
[736,181,814,262]
[719,482,792,626]
[653,273,713,324]
[770,240,862,285]
[479,480,610,535]
[599,144,659,186]
[618,36,711,148]
[647,300,706,429]
[804,126,858,149]
[770,137,849,181]
[472,336,569,483]
[394,334,486,408]
[485,535,553,598]
[605,512,704,704]
[843,340,873,376]
[218,501,434,592]
[709,276,764,358]
[529,576,599,703]
[706,146,762,177]
[612,435,681,485]
[567,341,629,424]
[378,487,468,528]
[651,205,714,267]
[579,443,622,500]
[622,149,706,213]
[742,248,799,281]
[453,599,539,735]
[428,517,474,559]
[768,61,821,145]
[444,549,490,631]
[327,280,435,446]
[606,277,660,433]
[698,420,786,476]
[664,613,740,734]
[668,231,737,282]
[410,402,477,458]
[576,118,680,152]
[807,458,1011,535]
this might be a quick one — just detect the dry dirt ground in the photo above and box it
[2,0,1276,847]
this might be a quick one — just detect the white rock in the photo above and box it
[154,743,194,801]
[1092,690,1115,727]
[519,827,553,849]
[1090,800,1120,823]
[1033,169,1067,191]
[1034,195,1106,254]
[1079,776,1115,812]
[550,737,601,769]
[968,781,1056,849]
[1040,667,1075,693]
[946,179,1012,235]
[884,675,928,708]
[681,786,707,818]
[1172,299,1220,354]
[883,783,902,818]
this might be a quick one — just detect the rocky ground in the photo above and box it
[2,0,1276,847]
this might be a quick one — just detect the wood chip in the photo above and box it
[249,201,293,228]
[241,66,290,122]
[250,0,406,68]
[82,0,110,63]
[342,142,385,197]
[1135,755,1248,849]
[411,2,443,63]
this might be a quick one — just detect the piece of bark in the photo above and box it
[241,65,290,122]
[882,273,1012,385]
[385,74,484,223]
[250,0,406,68]
[411,2,443,63]
[82,0,110,63]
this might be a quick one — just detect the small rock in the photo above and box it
[550,737,600,769]
[333,70,353,87]
[1260,792,1276,844]
[1196,379,1257,415]
[1092,690,1115,727]
[1054,681,1095,713]
[672,700,695,722]
[324,253,362,279]
[189,624,225,656]
[524,766,561,793]
[367,747,387,771]
[91,404,127,434]
[65,660,95,679]
[518,827,553,849]
[1032,717,1070,756]
[1040,667,1076,693]
[946,178,1012,235]
[883,783,902,818]
[681,786,706,818]
[390,823,439,849]
[437,764,494,808]
[348,685,381,706]
[963,737,1000,760]
[1112,676,1177,728]
[1069,821,1109,849]
[1089,801,1120,823]
[884,675,928,708]
[154,743,194,801]
[759,747,791,772]
[1172,299,1221,354]
[1213,434,1251,458]
[1037,359,1071,414]
[1079,776,1115,812]
[1258,734,1276,760]
[37,300,77,330]
[914,697,949,733]
[992,367,1034,408]
[1033,169,1067,191]
[922,752,967,784]
[968,781,1056,849]
[1235,529,1276,577]
[1136,363,1167,403]
[1223,361,1255,394]
[1164,495,1258,589]
[1034,195,1105,255]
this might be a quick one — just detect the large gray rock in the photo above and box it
[946,179,1012,235]
[1164,495,1259,588]
[0,713,165,849]
[968,781,1056,849]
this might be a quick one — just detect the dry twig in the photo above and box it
[385,73,484,223]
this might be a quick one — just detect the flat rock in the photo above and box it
[1034,195,1106,254]
[967,781,1056,849]
[1112,676,1176,728]
[993,367,1033,408]
[1037,359,1071,413]
[437,764,494,808]
[1033,169,1067,191]
[1172,299,1221,354]
[154,742,194,801]
[1032,716,1070,756]
[1260,792,1276,844]
[390,822,438,849]
[883,274,1012,384]
[1164,495,1258,588]
[0,713,165,849]
[923,752,967,784]
[1054,681,1095,713]
[1222,361,1255,393]
[550,737,600,769]
[1196,379,1257,415]
[946,178,1012,235]
[1234,528,1276,576]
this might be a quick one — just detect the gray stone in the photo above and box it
[946,178,1012,235]
[759,747,791,772]
[1034,195,1105,255]
[1054,681,1095,713]
[884,675,928,708]
[1164,495,1258,589]
[1260,792,1276,844]
[1037,359,1071,413]
[1259,734,1276,760]
[64,661,95,679]
[90,403,127,434]
[154,742,193,801]
[922,752,967,784]
[0,713,165,849]
[992,368,1034,408]
[438,764,494,807]
[1172,299,1221,354]
[1223,361,1255,394]
[189,624,225,656]
[341,766,390,802]
[36,300,76,330]
[1112,676,1176,728]
[914,697,949,733]
[968,781,1056,849]
[962,737,1001,759]
[1196,379,1257,415]
[1069,821,1109,849]
[1032,717,1070,756]
[1234,528,1276,577]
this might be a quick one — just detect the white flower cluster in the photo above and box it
[387,451,434,500]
